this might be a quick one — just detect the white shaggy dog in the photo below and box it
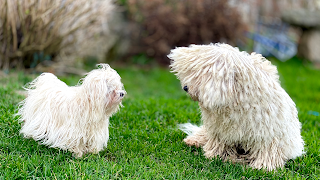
[16,64,125,157]
[168,43,304,171]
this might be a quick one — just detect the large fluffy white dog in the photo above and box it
[17,64,125,157]
[168,43,304,171]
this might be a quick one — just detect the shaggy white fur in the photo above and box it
[168,43,304,171]
[16,64,125,157]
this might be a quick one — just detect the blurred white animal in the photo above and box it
[168,43,304,171]
[17,64,125,157]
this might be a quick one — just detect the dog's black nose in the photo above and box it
[183,86,188,92]
[120,92,124,97]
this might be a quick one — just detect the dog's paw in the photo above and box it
[183,136,201,148]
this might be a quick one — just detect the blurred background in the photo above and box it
[1,0,320,75]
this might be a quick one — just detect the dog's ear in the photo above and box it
[199,49,279,110]
[81,75,109,98]
[80,69,124,105]
[250,52,279,82]
[197,55,239,109]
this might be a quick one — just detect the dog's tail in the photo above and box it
[177,123,201,136]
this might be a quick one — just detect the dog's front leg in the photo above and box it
[248,139,286,171]
[202,135,227,159]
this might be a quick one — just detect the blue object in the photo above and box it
[246,21,297,61]
[308,111,319,116]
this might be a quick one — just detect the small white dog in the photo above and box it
[168,43,304,171]
[16,64,125,157]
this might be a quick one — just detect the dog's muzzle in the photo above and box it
[117,90,126,98]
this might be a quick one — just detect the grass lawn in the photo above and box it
[0,58,320,179]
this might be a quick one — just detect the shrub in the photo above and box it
[124,0,246,64]
[0,0,115,71]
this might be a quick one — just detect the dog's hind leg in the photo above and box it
[179,124,208,148]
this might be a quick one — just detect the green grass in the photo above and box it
[1,58,320,179]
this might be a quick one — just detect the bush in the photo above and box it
[124,0,246,64]
[0,0,115,71]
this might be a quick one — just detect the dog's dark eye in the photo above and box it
[183,86,188,92]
